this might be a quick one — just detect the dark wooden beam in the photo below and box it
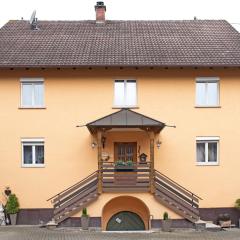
[149,131,155,194]
[97,130,102,194]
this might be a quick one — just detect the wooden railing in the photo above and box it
[154,170,202,222]
[47,171,99,224]
[46,167,202,224]
[101,162,151,192]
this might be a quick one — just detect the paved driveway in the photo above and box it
[0,227,240,240]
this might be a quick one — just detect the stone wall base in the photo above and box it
[16,207,240,228]
[199,207,240,226]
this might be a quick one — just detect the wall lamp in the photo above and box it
[91,142,97,148]
[91,136,106,149]
[101,136,106,149]
[156,140,162,149]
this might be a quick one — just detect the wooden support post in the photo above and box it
[97,130,102,194]
[149,131,155,194]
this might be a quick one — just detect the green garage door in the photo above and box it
[106,211,145,231]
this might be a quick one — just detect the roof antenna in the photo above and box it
[29,10,39,30]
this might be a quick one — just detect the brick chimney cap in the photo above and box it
[97,1,104,6]
[95,1,106,11]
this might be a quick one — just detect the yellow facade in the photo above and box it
[0,67,240,221]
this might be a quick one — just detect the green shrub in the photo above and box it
[115,160,125,166]
[82,208,88,217]
[126,160,134,166]
[115,160,134,167]
[5,194,19,214]
[235,199,240,209]
[163,212,169,220]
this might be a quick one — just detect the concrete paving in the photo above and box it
[0,226,240,240]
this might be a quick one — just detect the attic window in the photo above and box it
[114,80,137,107]
[20,78,44,108]
[196,77,219,107]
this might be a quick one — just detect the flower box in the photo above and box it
[115,165,134,172]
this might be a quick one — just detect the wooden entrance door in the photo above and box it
[114,142,137,163]
[114,142,137,185]
[106,211,145,231]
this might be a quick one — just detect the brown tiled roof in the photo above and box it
[0,20,240,68]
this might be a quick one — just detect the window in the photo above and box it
[114,80,137,107]
[21,78,44,107]
[196,137,219,165]
[21,139,44,167]
[196,77,219,106]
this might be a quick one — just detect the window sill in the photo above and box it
[21,164,45,168]
[196,162,219,166]
[112,106,139,109]
[19,106,46,109]
[195,105,221,108]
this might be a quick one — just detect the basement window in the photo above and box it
[20,78,44,108]
[114,80,137,107]
[196,137,219,166]
[21,138,45,167]
[195,77,219,107]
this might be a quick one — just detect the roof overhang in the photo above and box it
[86,109,165,134]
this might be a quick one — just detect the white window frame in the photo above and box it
[20,78,45,108]
[21,138,45,168]
[195,77,220,107]
[196,136,219,166]
[113,79,137,108]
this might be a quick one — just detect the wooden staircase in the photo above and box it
[47,171,99,224]
[47,169,201,225]
[154,170,202,223]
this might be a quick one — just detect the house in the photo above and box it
[0,1,240,230]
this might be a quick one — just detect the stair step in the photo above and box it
[54,184,98,214]
[155,186,199,215]
[155,189,199,215]
[55,194,98,219]
[54,194,99,224]
[206,222,222,231]
[161,197,197,217]
[68,194,97,209]
[54,190,97,218]
[154,195,199,223]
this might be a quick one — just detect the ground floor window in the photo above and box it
[21,138,44,167]
[196,137,219,165]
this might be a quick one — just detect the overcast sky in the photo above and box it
[0,0,240,31]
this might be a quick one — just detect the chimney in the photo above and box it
[95,1,106,24]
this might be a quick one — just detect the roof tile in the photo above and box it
[0,20,240,67]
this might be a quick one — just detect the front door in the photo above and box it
[114,142,137,185]
[114,142,137,163]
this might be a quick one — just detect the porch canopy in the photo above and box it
[86,109,165,134]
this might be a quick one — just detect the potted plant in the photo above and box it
[162,212,172,232]
[235,199,240,228]
[81,208,90,230]
[115,160,134,171]
[217,213,231,228]
[5,194,19,225]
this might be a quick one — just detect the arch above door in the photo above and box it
[102,195,150,231]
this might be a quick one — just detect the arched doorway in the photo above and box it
[102,196,150,231]
[106,211,145,231]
